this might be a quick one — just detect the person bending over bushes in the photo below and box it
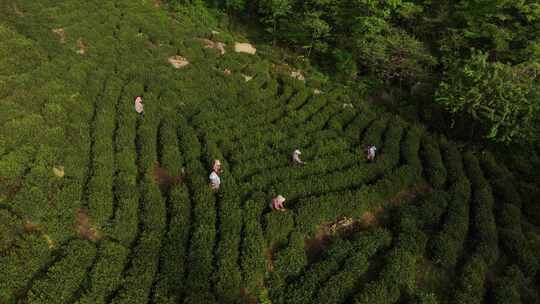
[292,149,305,165]
[134,96,144,114]
[366,145,377,162]
[271,195,287,211]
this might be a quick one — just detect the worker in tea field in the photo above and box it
[291,149,305,165]
[212,159,222,174]
[366,144,377,162]
[271,195,287,211]
[134,96,144,114]
[209,160,222,190]
[209,170,221,190]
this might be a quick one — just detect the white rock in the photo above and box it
[234,43,256,55]
[168,56,189,69]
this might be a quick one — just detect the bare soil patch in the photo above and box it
[389,184,432,206]
[305,216,358,261]
[239,288,258,304]
[153,163,185,193]
[23,220,42,233]
[4,179,23,200]
[265,248,275,272]
[75,208,100,241]
[13,4,24,17]
[196,38,226,55]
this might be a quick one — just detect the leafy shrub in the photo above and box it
[463,152,499,265]
[421,136,447,188]
[453,255,488,304]
[77,241,129,304]
[27,240,97,304]
[316,229,392,304]
[430,179,471,267]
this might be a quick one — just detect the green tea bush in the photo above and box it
[1,1,539,303]
[316,229,392,304]
[264,211,294,247]
[0,234,50,303]
[27,240,97,304]
[492,266,524,304]
[359,116,388,147]
[111,84,142,245]
[152,115,191,302]
[87,77,123,228]
[0,210,20,253]
[296,164,421,235]
[283,238,355,304]
[214,178,243,302]
[77,241,129,304]
[453,255,488,304]
[354,203,428,304]
[272,232,307,282]
[241,194,267,294]
[463,152,499,265]
[343,107,377,142]
[421,136,447,188]
[401,126,423,169]
[430,179,471,267]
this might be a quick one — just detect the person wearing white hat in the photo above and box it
[366,145,377,162]
[212,159,222,174]
[271,195,286,211]
[291,149,305,165]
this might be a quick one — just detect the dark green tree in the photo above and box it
[436,51,540,144]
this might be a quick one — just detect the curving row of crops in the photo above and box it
[0,1,539,304]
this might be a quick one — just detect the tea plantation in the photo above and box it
[1,1,539,304]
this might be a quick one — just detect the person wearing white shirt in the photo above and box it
[270,195,286,211]
[209,171,221,190]
[367,145,377,162]
[134,96,144,114]
[292,149,305,165]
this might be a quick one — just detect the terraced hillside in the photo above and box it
[1,1,539,304]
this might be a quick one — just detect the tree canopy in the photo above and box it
[202,0,540,145]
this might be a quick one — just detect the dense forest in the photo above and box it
[0,0,539,304]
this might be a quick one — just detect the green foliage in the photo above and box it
[0,210,21,253]
[1,1,539,304]
[453,255,488,304]
[77,241,129,304]
[436,52,540,144]
[430,179,471,267]
[316,229,392,304]
[27,240,97,304]
[421,136,447,188]
[273,232,307,282]
[492,266,524,304]
[464,152,499,265]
